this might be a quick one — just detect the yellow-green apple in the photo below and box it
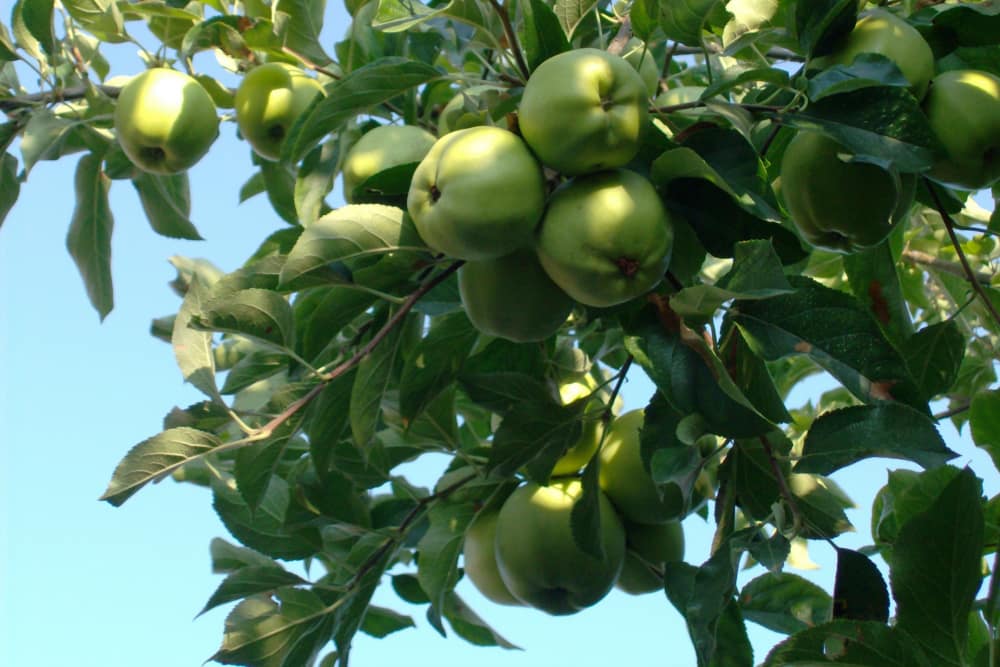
[234,62,325,161]
[342,124,437,203]
[616,520,685,595]
[462,510,523,606]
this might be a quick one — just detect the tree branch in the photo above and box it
[0,83,120,112]
[901,248,993,285]
[487,0,532,82]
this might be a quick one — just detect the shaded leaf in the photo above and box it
[210,537,279,574]
[417,502,476,632]
[212,590,330,667]
[443,592,520,649]
[488,398,584,483]
[843,242,913,346]
[212,476,320,561]
[902,321,964,400]
[132,171,201,240]
[970,389,1000,470]
[832,548,888,623]
[360,606,415,638]
[399,311,478,422]
[200,565,309,616]
[0,152,20,227]
[763,620,933,667]
[194,288,295,349]
[740,572,832,635]
[66,152,114,319]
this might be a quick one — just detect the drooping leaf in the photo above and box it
[763,620,933,667]
[0,152,20,227]
[349,313,404,447]
[295,139,339,226]
[488,397,584,483]
[200,565,309,616]
[570,455,605,560]
[212,589,330,667]
[100,427,222,506]
[843,241,914,346]
[18,0,55,55]
[807,54,911,101]
[740,571,832,635]
[551,0,600,37]
[220,351,288,395]
[798,404,957,475]
[66,152,114,319]
[659,0,728,46]
[793,0,856,57]
[193,288,296,349]
[458,372,552,414]
[901,320,965,400]
[62,0,126,42]
[210,537,279,574]
[132,171,202,240]
[172,275,222,400]
[832,548,889,623]
[417,501,476,632]
[360,605,415,639]
[399,311,478,422]
[276,0,332,65]
[442,592,520,649]
[970,389,1000,470]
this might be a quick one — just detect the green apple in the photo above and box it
[342,124,437,204]
[813,8,934,99]
[458,248,573,342]
[616,520,685,595]
[550,375,607,476]
[113,68,219,175]
[462,510,523,606]
[495,479,625,615]
[654,85,706,108]
[923,70,1000,191]
[234,62,325,161]
[779,129,915,253]
[622,39,660,97]
[437,85,506,136]
[598,409,686,524]
[535,169,673,307]
[518,48,649,175]
[407,126,546,260]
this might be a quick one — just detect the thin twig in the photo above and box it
[759,435,803,536]
[933,400,971,421]
[487,0,532,81]
[926,179,1000,327]
[901,248,993,285]
[0,84,120,112]
[603,355,634,423]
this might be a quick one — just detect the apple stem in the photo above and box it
[615,256,640,278]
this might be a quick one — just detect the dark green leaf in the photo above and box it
[891,468,984,667]
[843,242,913,346]
[220,351,288,395]
[66,152,114,319]
[212,476,320,560]
[832,548,888,623]
[570,455,605,559]
[720,324,792,425]
[172,275,221,400]
[971,389,1000,469]
[360,606,415,638]
[763,620,933,667]
[740,571,832,635]
[210,537,278,574]
[19,0,55,55]
[194,288,295,348]
[0,22,18,61]
[808,54,911,101]
[399,311,478,422]
[552,0,599,37]
[659,0,728,46]
[902,321,964,399]
[132,171,201,240]
[258,159,299,225]
[794,0,856,57]
[798,404,957,475]
[417,502,476,631]
[295,139,339,226]
[458,372,552,414]
[519,0,570,70]
[790,473,854,539]
[442,592,520,648]
[0,152,20,227]
[212,589,330,666]
[200,565,309,616]
[283,58,440,162]
[350,315,404,447]
[100,427,221,506]
[276,0,331,65]
[487,398,584,483]
[391,573,430,604]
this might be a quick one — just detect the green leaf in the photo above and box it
[790,473,854,539]
[399,311,478,422]
[220,351,288,395]
[518,0,570,70]
[295,139,339,226]
[360,605,415,638]
[720,324,792,425]
[798,404,957,475]
[901,321,964,399]
[283,58,440,163]
[0,22,19,61]
[391,573,430,604]
[417,502,476,631]
[552,0,599,37]
[213,590,330,667]
[349,314,404,447]
[890,469,984,667]
[740,572,832,635]
[258,160,299,225]
[212,476,320,560]
[210,537,279,574]
[731,276,927,410]
[832,548,888,623]
[458,372,552,414]
[570,455,605,560]
[62,0,126,42]
[763,620,933,667]
[276,0,332,66]
[843,242,913,346]
[793,0,856,57]
[659,0,727,46]
[100,427,222,506]
[172,275,222,400]
[66,152,114,319]
[131,171,202,240]
[443,592,519,648]
[19,110,91,174]
[721,432,787,520]
[807,54,911,101]
[280,204,424,286]
[641,394,700,511]
[193,288,295,349]
[970,389,1000,470]
[200,565,309,616]
[19,0,55,55]
[0,152,20,227]
[487,398,584,483]
[871,467,963,548]
[304,369,357,476]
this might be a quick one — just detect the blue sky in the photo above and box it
[3,5,999,667]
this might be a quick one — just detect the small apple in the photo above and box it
[550,375,611,476]
[812,8,934,99]
[113,68,219,175]
[437,85,507,136]
[462,510,523,606]
[234,62,325,161]
[535,169,673,307]
[518,48,649,175]
[598,409,686,524]
[341,124,437,204]
[458,248,574,343]
[622,39,660,97]
[779,129,915,253]
[494,479,625,615]
[616,520,685,595]
[407,126,546,260]
[923,70,1000,191]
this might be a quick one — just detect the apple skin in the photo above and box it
[779,129,915,253]
[616,520,685,595]
[518,48,649,176]
[550,374,622,476]
[342,124,437,203]
[923,70,1000,191]
[458,248,573,343]
[813,8,934,99]
[495,479,625,615]
[535,169,673,307]
[407,126,546,261]
[598,409,686,525]
[462,510,523,606]
[113,68,219,175]
[234,63,325,161]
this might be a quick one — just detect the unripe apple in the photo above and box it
[923,70,1000,191]
[622,39,660,97]
[234,62,325,161]
[114,68,219,175]
[341,124,437,204]
[616,520,685,595]
[462,510,522,606]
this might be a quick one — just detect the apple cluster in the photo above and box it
[780,9,1000,254]
[462,377,689,615]
[400,48,676,343]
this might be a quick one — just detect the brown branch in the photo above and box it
[488,0,532,82]
[0,84,120,112]
[901,248,993,285]
[672,43,805,62]
[926,179,1000,328]
[933,400,971,421]
[607,15,633,56]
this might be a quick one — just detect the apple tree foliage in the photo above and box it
[3,0,1000,665]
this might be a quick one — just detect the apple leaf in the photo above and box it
[220,351,288,395]
[233,421,303,513]
[62,0,126,43]
[569,453,606,560]
[901,320,964,399]
[258,159,299,226]
[519,0,570,70]
[276,0,331,66]
[66,152,114,319]
[19,0,54,55]
[442,592,520,649]
[789,473,854,539]
[798,404,956,475]
[295,139,339,227]
[192,288,295,349]
[132,171,202,240]
[970,389,1000,469]
[843,242,914,346]
[0,22,18,61]
[458,372,552,414]
[199,565,309,616]
[890,468,984,667]
[488,397,584,482]
[280,204,426,286]
[794,0,856,57]
[722,433,788,520]
[629,0,658,41]
[416,502,476,634]
[807,54,911,101]
[349,315,404,447]
[731,276,927,411]
[832,548,888,623]
[641,394,700,510]
[871,466,964,548]
[399,311,478,422]
[922,3,1000,50]
[283,58,440,162]
[739,572,832,635]
[373,0,493,34]
[551,0,601,38]
[658,0,729,46]
[359,606,414,639]
[763,620,933,667]
[210,537,280,574]
[100,427,222,506]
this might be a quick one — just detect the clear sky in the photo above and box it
[2,5,998,667]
